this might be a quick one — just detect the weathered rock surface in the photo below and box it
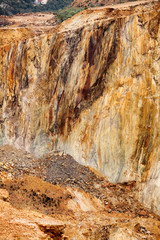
[0,0,160,214]
[72,0,146,8]
[0,145,160,239]
[0,188,9,201]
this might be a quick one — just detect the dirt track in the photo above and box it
[0,12,58,35]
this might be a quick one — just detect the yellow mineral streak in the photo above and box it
[0,1,160,214]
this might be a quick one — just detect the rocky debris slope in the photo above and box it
[0,145,160,239]
[0,0,160,214]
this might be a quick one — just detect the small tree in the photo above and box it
[57,7,84,23]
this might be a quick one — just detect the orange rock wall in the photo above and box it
[0,1,160,213]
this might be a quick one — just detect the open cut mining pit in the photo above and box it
[0,0,160,239]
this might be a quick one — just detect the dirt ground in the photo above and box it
[0,145,160,239]
[0,12,58,47]
[0,12,58,35]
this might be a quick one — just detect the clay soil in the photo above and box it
[0,12,58,30]
[72,0,157,8]
[0,145,160,239]
[0,12,58,46]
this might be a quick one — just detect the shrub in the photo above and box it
[56,7,84,23]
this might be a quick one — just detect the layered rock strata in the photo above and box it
[0,1,160,213]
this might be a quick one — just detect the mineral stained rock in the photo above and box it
[0,1,160,214]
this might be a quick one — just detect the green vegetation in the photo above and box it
[0,0,36,15]
[0,0,139,19]
[56,6,84,23]
[0,0,74,15]
[45,0,73,11]
[0,0,85,23]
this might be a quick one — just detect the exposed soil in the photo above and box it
[72,0,157,8]
[0,12,58,46]
[0,145,160,239]
[0,12,57,29]
[0,1,160,238]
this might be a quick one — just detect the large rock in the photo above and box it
[0,1,159,213]
[0,189,9,201]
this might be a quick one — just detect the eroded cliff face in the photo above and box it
[0,1,160,213]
